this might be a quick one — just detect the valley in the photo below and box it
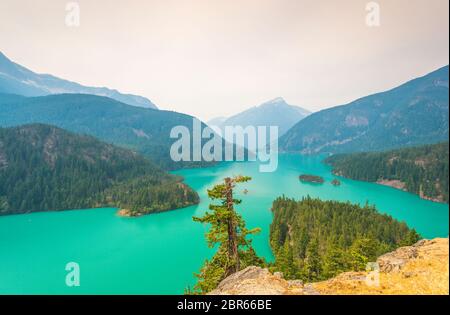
[0,51,448,296]
[0,154,447,294]
[1,0,450,303]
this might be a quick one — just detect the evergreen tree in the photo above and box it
[323,244,350,278]
[303,238,322,281]
[270,196,421,282]
[349,238,378,271]
[272,239,297,279]
[193,176,264,293]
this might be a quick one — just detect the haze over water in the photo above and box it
[0,154,447,294]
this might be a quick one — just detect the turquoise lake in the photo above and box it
[0,154,448,294]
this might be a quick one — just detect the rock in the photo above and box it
[402,271,415,278]
[273,272,283,279]
[313,238,449,295]
[331,179,341,186]
[377,240,424,273]
[287,280,303,287]
[301,284,320,295]
[117,209,132,217]
[209,238,449,295]
[209,267,304,295]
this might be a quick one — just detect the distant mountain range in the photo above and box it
[208,97,311,137]
[207,116,228,127]
[0,51,157,109]
[0,124,198,216]
[0,93,212,170]
[280,65,449,153]
[1,51,448,163]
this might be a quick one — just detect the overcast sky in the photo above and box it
[0,0,448,121]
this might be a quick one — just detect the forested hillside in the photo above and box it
[270,197,419,282]
[280,65,449,154]
[325,142,449,203]
[0,93,214,170]
[0,124,199,215]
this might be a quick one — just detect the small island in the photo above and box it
[331,179,341,186]
[299,174,325,184]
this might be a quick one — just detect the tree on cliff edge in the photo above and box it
[192,176,264,293]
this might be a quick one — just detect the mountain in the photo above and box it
[0,93,214,170]
[0,124,199,216]
[325,142,449,203]
[209,97,311,137]
[280,66,449,153]
[0,51,157,109]
[207,116,227,127]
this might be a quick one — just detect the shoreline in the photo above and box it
[376,179,446,204]
[330,169,447,204]
[116,209,141,217]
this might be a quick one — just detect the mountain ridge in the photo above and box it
[279,65,449,154]
[0,123,199,215]
[208,97,311,138]
[0,93,209,169]
[0,51,157,109]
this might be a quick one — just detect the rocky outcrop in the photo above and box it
[210,238,449,295]
[376,240,423,273]
[376,179,407,191]
[209,267,305,295]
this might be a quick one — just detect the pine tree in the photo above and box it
[323,244,350,278]
[193,176,264,293]
[274,240,297,279]
[349,238,378,270]
[303,238,322,281]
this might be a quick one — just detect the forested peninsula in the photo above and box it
[0,124,199,216]
[270,197,420,282]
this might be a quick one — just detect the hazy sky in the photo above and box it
[0,0,448,121]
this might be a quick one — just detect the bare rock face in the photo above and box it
[313,238,449,295]
[376,241,421,273]
[209,238,449,295]
[209,267,304,295]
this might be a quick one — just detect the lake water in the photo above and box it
[0,154,448,294]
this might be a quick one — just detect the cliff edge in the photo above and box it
[209,238,449,295]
